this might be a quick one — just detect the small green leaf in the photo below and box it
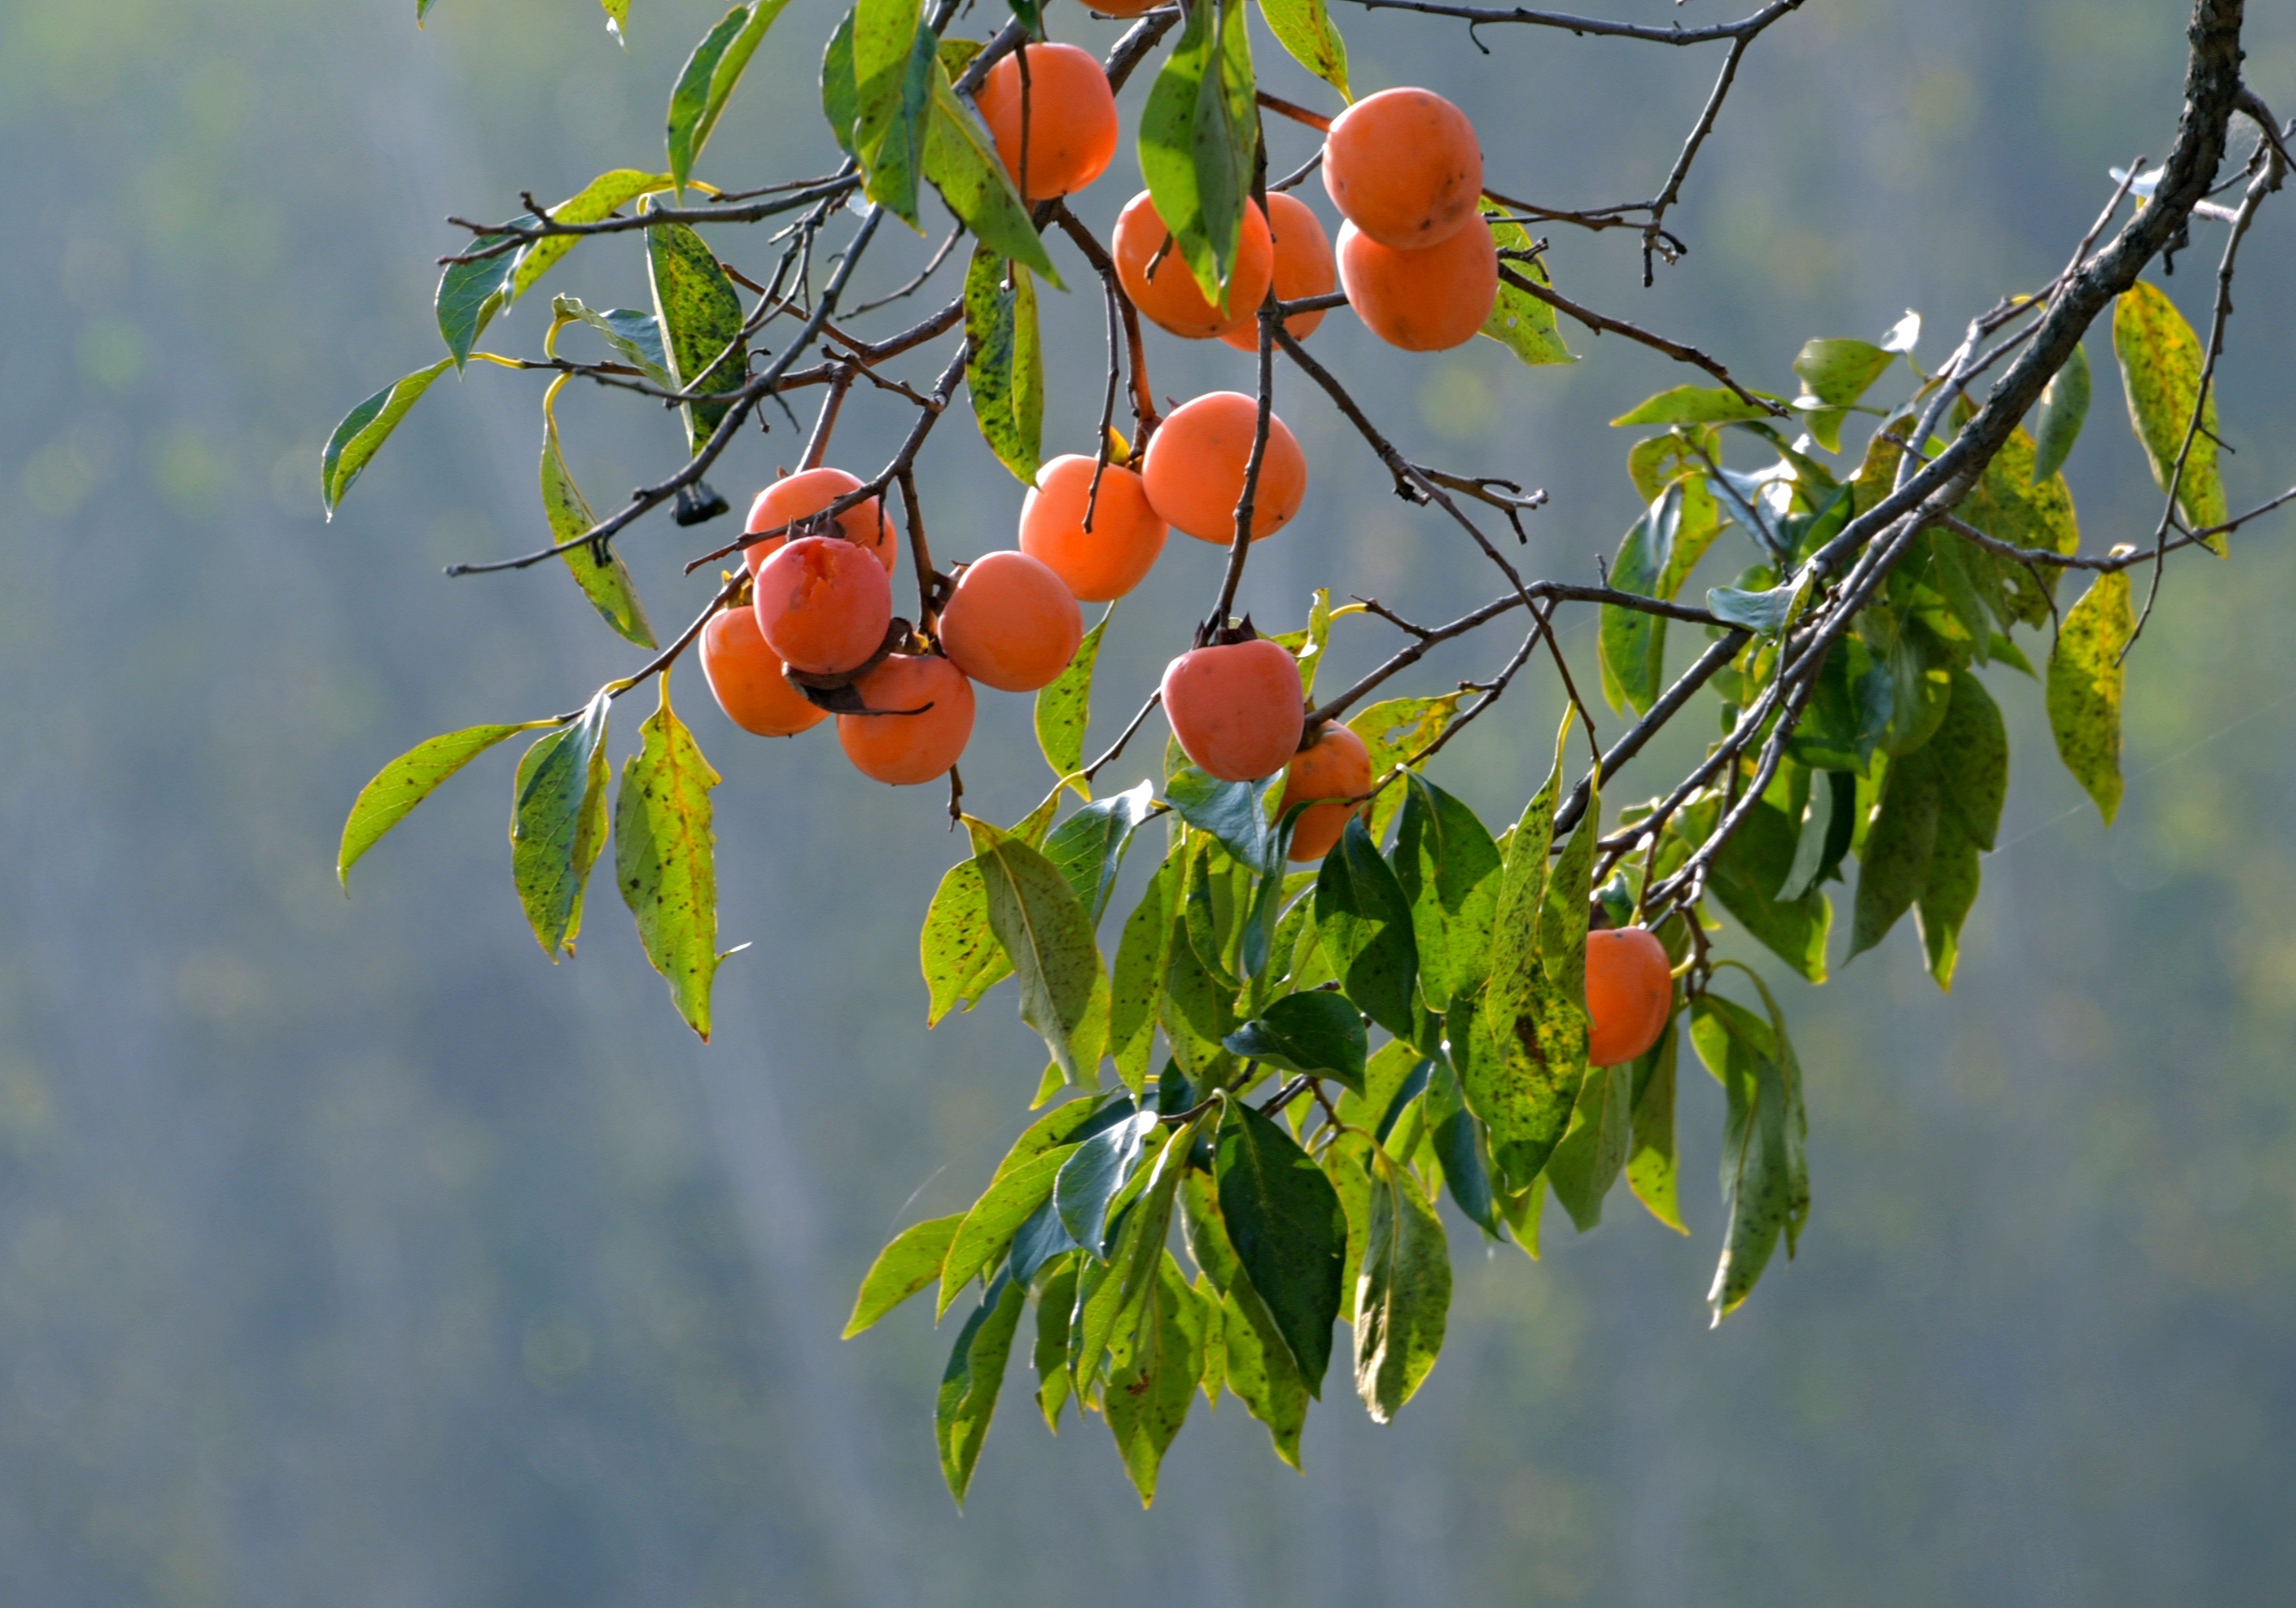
[1423,1055,1497,1236]
[600,0,631,38]
[1707,578,1801,635]
[1215,1096,1346,1396]
[1224,991,1368,1092]
[540,385,657,647]
[1544,1063,1632,1231]
[964,244,1045,486]
[935,1271,1026,1506]
[2031,340,2091,485]
[2114,279,2227,547]
[1033,1258,1079,1431]
[549,297,672,387]
[339,721,531,888]
[2046,571,2130,826]
[1353,1147,1450,1423]
[1790,337,1896,453]
[1164,761,1275,872]
[514,170,676,305]
[1138,0,1256,309]
[1267,588,1334,696]
[1108,857,1180,1091]
[1052,1110,1157,1255]
[320,359,454,516]
[645,220,748,455]
[922,858,1009,1024]
[822,9,860,155]
[1179,1172,1307,1465]
[1849,744,1939,959]
[1929,666,2008,851]
[1692,988,1809,1325]
[1346,692,1463,846]
[1915,807,1981,990]
[1684,796,1830,983]
[436,237,523,372]
[1256,0,1349,99]
[509,690,614,960]
[940,1143,1080,1316]
[923,62,1060,280]
[1625,1022,1686,1233]
[1036,606,1110,796]
[972,825,1110,1086]
[1481,208,1572,365]
[853,0,934,223]
[843,1212,965,1336]
[1610,385,1781,428]
[1041,782,1156,925]
[1388,774,1502,1011]
[613,678,720,1036]
[1104,1254,1208,1505]
[666,2,793,195]
[1313,818,1420,1041]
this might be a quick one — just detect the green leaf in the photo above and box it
[1423,1054,1497,1236]
[613,678,720,1037]
[1164,761,1275,873]
[1069,1125,1189,1386]
[2114,279,2227,547]
[972,826,1110,1087]
[1707,578,1800,635]
[1224,991,1367,1092]
[1313,818,1420,1041]
[666,2,792,195]
[1179,1172,1307,1465]
[1053,1109,1157,1255]
[1849,744,1939,959]
[2031,339,2091,485]
[320,359,454,516]
[923,63,1060,281]
[1160,907,1240,1085]
[1599,487,1675,714]
[853,0,934,224]
[1042,782,1157,925]
[935,1271,1026,1506]
[1268,588,1334,697]
[1956,426,2081,627]
[1779,768,1857,901]
[549,296,672,387]
[1544,1063,1632,1231]
[600,0,631,38]
[1214,1095,1346,1396]
[339,722,530,889]
[1916,807,1980,990]
[645,220,748,455]
[435,235,523,372]
[922,858,1009,1024]
[1610,385,1781,428]
[843,1212,965,1336]
[1929,666,2007,851]
[1625,1021,1686,1233]
[540,387,657,647]
[1138,0,1256,309]
[1035,609,1109,799]
[509,690,613,960]
[1790,337,1896,453]
[1788,638,1892,775]
[2046,570,2130,826]
[1481,208,1573,365]
[1388,774,1502,1012]
[1691,988,1809,1324]
[1033,1257,1079,1431]
[963,244,1044,486]
[1104,1254,1208,1505]
[822,9,860,155]
[1256,0,1349,98]
[1686,796,1830,983]
[1353,1147,1450,1423]
[1109,857,1180,1092]
[514,170,676,305]
[1346,693,1464,847]
[939,1143,1080,1316]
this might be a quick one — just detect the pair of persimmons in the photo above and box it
[983,45,1497,353]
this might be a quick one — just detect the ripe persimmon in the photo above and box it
[1584,927,1673,1065]
[976,43,1119,201]
[1278,721,1372,861]
[839,654,976,785]
[699,603,826,737]
[1321,87,1484,250]
[1141,393,1307,544]
[1018,454,1169,603]
[937,551,1084,692]
[1162,638,1305,782]
[744,467,896,575]
[1114,191,1274,340]
[1336,218,1497,352]
[1219,193,1336,351]
[751,535,894,676]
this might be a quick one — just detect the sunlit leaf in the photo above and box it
[1313,818,1419,1041]
[971,821,1110,1086]
[613,677,720,1036]
[2114,279,2227,547]
[964,244,1044,486]
[513,169,676,304]
[509,690,614,960]
[923,62,1059,280]
[843,1212,964,1336]
[1389,773,1502,1011]
[1480,207,1572,366]
[1691,987,1808,1324]
[320,358,454,516]
[1353,1148,1449,1422]
[1139,0,1256,308]
[1625,1021,1687,1233]
[1224,991,1367,1092]
[339,721,532,888]
[549,296,673,387]
[540,380,656,647]
[2046,570,2130,826]
[1256,0,1349,99]
[666,2,793,194]
[645,220,748,455]
[935,1271,1025,1506]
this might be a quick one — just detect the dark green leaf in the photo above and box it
[320,359,454,515]
[939,1143,1081,1316]
[1787,637,1892,775]
[853,0,933,223]
[2114,279,2227,545]
[1164,761,1275,872]
[435,238,523,372]
[843,1212,965,1336]
[1054,1110,1158,1255]
[1424,1055,1497,1236]
[1313,818,1420,1041]
[1779,768,1857,901]
[1109,856,1180,1091]
[1625,1022,1686,1233]
[2046,571,2129,826]
[1481,209,1571,365]
[1033,1258,1079,1431]
[1545,1063,1632,1231]
[1353,1147,1450,1422]
[1035,605,1110,795]
[1335,1040,1423,1135]
[509,690,613,960]
[1043,782,1157,926]
[1849,744,1940,959]
[1159,909,1240,1085]
[1691,988,1808,1324]
[645,220,748,455]
[339,722,530,889]
[1916,807,1981,990]
[613,678,720,1038]
[972,825,1110,1086]
[935,1271,1026,1506]
[1138,0,1256,309]
[923,63,1060,280]
[1215,1096,1345,1396]
[1179,1172,1307,1465]
[2032,340,2091,485]
[964,244,1044,486]
[822,9,860,154]
[1256,0,1349,98]
[540,387,656,647]
[1929,666,2008,851]
[1069,1125,1188,1387]
[666,2,793,194]
[1688,796,1830,983]
[1224,991,1367,1092]
[1390,774,1503,1012]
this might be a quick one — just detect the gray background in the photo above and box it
[3,0,2294,1601]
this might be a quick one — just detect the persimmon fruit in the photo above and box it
[1141,392,1307,544]
[699,604,826,738]
[1219,193,1336,351]
[1017,454,1169,603]
[1114,191,1274,340]
[744,467,896,575]
[1279,721,1372,861]
[751,535,893,677]
[1161,639,1305,782]
[1584,927,1674,1065]
[937,551,1085,693]
[839,654,976,785]
[1336,218,1497,352]
[976,43,1120,201]
[1321,87,1484,250]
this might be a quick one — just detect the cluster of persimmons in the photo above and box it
[694,48,1670,1066]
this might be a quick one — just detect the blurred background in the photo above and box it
[3,0,2294,1601]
